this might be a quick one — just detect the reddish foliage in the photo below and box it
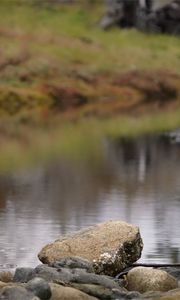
[41,84,89,111]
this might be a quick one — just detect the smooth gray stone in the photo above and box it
[13,268,35,283]
[71,283,124,300]
[34,264,120,290]
[71,269,120,289]
[49,257,93,272]
[112,288,142,299]
[34,265,73,283]
[26,277,51,300]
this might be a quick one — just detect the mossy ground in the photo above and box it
[0,1,180,172]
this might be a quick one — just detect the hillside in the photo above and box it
[0,0,180,171]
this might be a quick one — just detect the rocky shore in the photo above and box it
[0,221,180,300]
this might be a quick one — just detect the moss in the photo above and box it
[0,87,52,116]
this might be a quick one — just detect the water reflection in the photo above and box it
[0,134,180,268]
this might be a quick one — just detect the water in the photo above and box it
[0,134,180,269]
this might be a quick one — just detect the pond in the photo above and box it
[0,133,180,269]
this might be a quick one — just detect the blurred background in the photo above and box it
[0,0,180,269]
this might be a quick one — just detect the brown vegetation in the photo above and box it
[0,67,180,121]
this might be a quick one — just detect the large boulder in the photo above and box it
[126,267,178,293]
[38,221,143,276]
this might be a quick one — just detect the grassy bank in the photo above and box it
[0,1,180,172]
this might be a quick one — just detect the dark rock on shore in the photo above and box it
[14,267,35,283]
[26,278,52,300]
[1,259,180,299]
[145,0,180,34]
[27,262,122,290]
[49,257,94,272]
[34,264,74,283]
[100,0,180,35]
[11,257,124,299]
[5,263,180,300]
[71,283,116,300]
[8,257,180,300]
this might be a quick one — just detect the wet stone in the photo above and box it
[4,260,180,300]
[31,264,122,290]
[13,267,35,283]
[70,270,121,289]
[26,277,51,300]
[71,283,119,300]
[113,289,142,299]
[34,265,74,283]
[49,256,93,272]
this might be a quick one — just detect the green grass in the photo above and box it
[0,0,180,82]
